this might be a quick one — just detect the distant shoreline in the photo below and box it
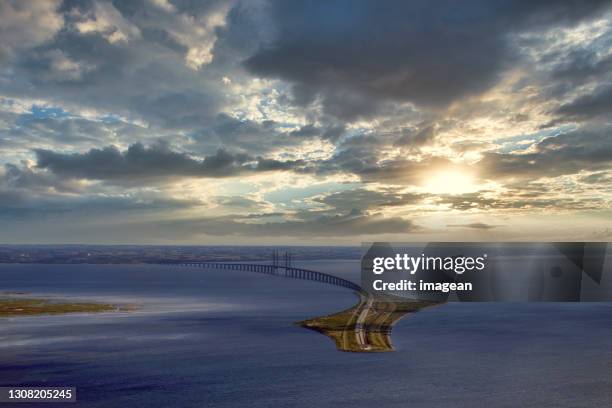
[0,296,135,317]
[0,245,361,264]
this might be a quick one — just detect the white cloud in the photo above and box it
[75,1,140,44]
[148,0,177,13]
[178,5,231,70]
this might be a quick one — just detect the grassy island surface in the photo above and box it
[0,296,133,317]
[298,293,440,352]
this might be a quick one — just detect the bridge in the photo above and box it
[173,251,362,292]
[170,252,441,353]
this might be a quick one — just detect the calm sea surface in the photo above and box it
[2,260,612,407]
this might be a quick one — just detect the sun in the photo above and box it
[422,170,478,195]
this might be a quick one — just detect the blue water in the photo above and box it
[2,261,612,407]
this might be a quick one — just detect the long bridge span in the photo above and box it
[173,261,362,292]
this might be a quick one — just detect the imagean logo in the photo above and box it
[372,254,487,275]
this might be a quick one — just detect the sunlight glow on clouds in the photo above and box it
[0,0,611,243]
[422,170,478,196]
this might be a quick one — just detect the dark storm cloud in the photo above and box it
[539,32,612,124]
[244,0,612,119]
[288,123,346,142]
[476,126,612,181]
[38,123,607,188]
[34,142,305,181]
[553,85,612,122]
[194,113,281,154]
[192,114,345,155]
[394,125,436,149]
[289,124,318,137]
[551,50,612,85]
[195,114,297,155]
[2,163,80,193]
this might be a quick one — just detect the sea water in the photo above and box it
[1,259,612,407]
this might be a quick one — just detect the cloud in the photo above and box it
[447,223,500,230]
[394,125,436,149]
[244,0,612,119]
[340,155,455,185]
[289,123,346,142]
[0,189,199,219]
[74,1,141,44]
[0,0,63,59]
[1,1,612,243]
[580,172,612,185]
[313,188,423,213]
[0,162,202,219]
[437,191,604,211]
[553,85,612,122]
[2,163,80,194]
[148,210,417,237]
[194,113,294,155]
[476,126,612,181]
[551,50,612,86]
[191,114,347,156]
[111,0,233,69]
[213,195,265,210]
[40,49,94,82]
[34,142,305,181]
[0,1,241,129]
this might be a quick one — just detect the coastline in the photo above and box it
[0,295,134,317]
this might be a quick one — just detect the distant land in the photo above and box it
[0,245,361,264]
[0,296,133,317]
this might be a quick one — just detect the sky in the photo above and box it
[0,0,611,244]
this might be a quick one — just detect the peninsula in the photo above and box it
[0,295,132,317]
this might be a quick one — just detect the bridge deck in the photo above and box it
[173,262,362,292]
